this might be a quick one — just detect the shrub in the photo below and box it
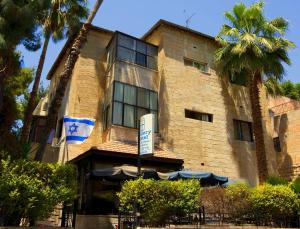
[201,186,228,223]
[0,158,76,226]
[290,176,300,195]
[225,182,252,222]
[250,184,299,225]
[266,175,289,186]
[117,178,201,226]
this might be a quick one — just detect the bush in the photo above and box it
[266,175,289,186]
[201,186,228,223]
[225,182,252,222]
[117,178,201,226]
[0,158,76,226]
[290,176,300,195]
[250,184,299,225]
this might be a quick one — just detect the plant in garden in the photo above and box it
[265,175,289,186]
[0,158,76,226]
[117,178,201,226]
[201,186,228,223]
[250,184,299,226]
[290,176,300,195]
[225,182,252,222]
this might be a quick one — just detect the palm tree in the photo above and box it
[215,1,295,183]
[20,0,88,144]
[34,0,103,161]
[264,76,283,97]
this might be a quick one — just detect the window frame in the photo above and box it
[110,81,159,132]
[183,57,210,74]
[115,32,158,70]
[184,109,213,123]
[233,119,253,142]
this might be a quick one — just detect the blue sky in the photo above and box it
[18,0,300,87]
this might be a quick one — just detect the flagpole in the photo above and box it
[137,119,141,176]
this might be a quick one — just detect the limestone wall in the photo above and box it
[144,24,276,185]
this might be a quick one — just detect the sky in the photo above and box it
[18,0,300,87]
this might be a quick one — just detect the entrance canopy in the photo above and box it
[89,166,228,186]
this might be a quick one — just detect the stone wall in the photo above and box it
[145,24,277,186]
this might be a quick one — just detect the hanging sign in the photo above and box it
[139,114,154,156]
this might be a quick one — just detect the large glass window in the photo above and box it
[108,81,158,132]
[115,33,158,70]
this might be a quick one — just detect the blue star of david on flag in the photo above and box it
[63,116,95,144]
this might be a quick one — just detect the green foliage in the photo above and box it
[0,66,35,157]
[250,184,298,224]
[281,80,300,100]
[225,182,252,221]
[42,0,88,41]
[290,176,300,194]
[0,158,76,226]
[117,178,201,226]
[266,175,289,186]
[215,1,295,82]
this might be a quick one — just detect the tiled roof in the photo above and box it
[95,141,182,160]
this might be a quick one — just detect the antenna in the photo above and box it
[184,11,196,28]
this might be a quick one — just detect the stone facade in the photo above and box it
[269,96,300,179]
[34,20,281,186]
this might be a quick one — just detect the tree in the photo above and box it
[281,80,300,100]
[21,0,88,144]
[0,0,49,112]
[35,0,103,161]
[0,158,76,226]
[0,63,35,158]
[264,76,283,97]
[215,1,295,183]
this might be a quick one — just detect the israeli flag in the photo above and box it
[63,116,95,144]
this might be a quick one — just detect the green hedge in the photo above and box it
[117,178,201,226]
[0,158,76,226]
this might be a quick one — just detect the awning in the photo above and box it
[89,166,228,186]
[163,171,228,186]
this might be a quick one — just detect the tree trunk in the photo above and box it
[249,71,268,184]
[21,34,50,144]
[34,0,103,161]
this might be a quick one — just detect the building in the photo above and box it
[268,96,300,179]
[30,20,282,226]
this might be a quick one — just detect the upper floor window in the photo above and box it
[233,119,253,142]
[107,32,158,71]
[185,109,213,122]
[104,81,158,132]
[184,58,209,74]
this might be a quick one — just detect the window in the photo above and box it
[185,109,213,122]
[106,81,158,132]
[114,33,158,70]
[273,137,281,152]
[184,58,209,73]
[233,119,253,142]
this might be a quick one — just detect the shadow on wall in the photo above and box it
[219,76,258,186]
[276,114,293,179]
[158,67,174,152]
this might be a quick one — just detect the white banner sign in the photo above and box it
[139,114,154,156]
